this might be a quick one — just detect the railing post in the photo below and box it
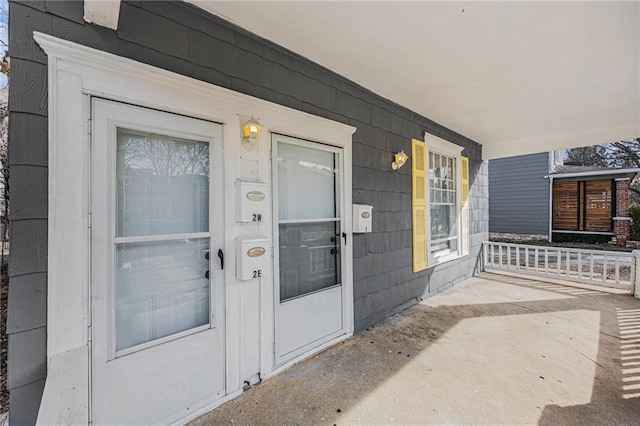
[483,242,488,271]
[544,249,548,273]
[632,250,640,298]
[577,253,582,279]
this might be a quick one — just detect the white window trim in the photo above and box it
[33,32,355,425]
[424,132,464,267]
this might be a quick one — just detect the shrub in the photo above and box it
[630,203,640,241]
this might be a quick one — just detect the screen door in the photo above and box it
[273,134,346,364]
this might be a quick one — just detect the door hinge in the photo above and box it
[87,118,92,136]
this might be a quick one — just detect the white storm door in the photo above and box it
[91,99,225,425]
[273,134,347,364]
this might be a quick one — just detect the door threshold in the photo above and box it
[268,331,353,380]
[166,389,242,426]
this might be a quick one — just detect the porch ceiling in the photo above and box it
[188,1,639,159]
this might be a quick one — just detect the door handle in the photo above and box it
[205,270,210,279]
[342,232,347,246]
[218,249,224,270]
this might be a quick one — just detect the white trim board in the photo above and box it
[33,32,355,424]
[84,0,121,30]
[545,168,640,179]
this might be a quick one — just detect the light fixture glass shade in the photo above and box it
[392,150,408,170]
[242,118,262,140]
[241,117,262,151]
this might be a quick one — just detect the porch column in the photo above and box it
[613,178,631,246]
[632,250,640,298]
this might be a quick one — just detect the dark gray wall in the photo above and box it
[8,1,486,423]
[489,152,550,235]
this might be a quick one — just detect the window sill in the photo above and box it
[429,252,466,267]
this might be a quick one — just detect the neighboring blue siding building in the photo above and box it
[489,152,638,244]
[489,152,551,237]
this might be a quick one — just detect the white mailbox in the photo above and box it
[353,204,373,233]
[236,180,269,223]
[236,235,270,280]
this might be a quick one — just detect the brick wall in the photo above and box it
[614,178,631,245]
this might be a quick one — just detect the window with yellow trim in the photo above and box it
[412,136,469,270]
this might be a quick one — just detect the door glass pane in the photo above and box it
[277,143,338,220]
[279,221,341,301]
[116,129,209,237]
[115,238,210,351]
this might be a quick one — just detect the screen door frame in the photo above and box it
[271,133,352,366]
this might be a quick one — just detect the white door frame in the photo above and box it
[34,32,355,424]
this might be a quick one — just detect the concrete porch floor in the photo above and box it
[191,273,640,425]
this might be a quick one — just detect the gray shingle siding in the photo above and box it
[489,152,550,235]
[8,1,486,423]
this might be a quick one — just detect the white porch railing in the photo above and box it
[483,241,633,291]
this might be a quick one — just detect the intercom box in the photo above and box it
[236,180,269,223]
[353,204,373,233]
[236,235,271,280]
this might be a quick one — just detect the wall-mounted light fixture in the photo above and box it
[392,150,408,170]
[242,117,262,150]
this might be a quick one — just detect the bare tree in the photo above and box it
[564,144,609,167]
[566,138,640,200]
[565,138,640,168]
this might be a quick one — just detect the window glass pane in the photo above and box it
[431,204,452,240]
[279,221,341,301]
[115,238,210,351]
[278,143,338,220]
[429,152,458,256]
[116,129,209,237]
